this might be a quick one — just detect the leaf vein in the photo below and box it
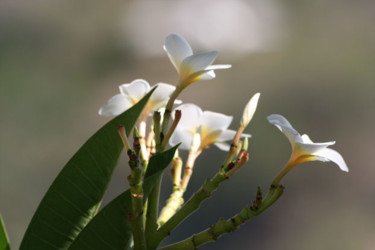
[85,147,109,179]
[72,162,103,195]
[50,189,90,217]
[60,175,97,204]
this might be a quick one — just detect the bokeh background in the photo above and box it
[1,0,374,249]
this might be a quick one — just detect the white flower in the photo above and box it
[99,79,178,118]
[170,104,244,152]
[267,114,348,172]
[164,34,231,90]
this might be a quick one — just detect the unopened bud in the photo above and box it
[240,93,260,128]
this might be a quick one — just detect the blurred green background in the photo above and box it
[1,1,374,249]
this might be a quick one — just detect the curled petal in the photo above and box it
[314,148,349,172]
[98,94,132,116]
[119,79,150,102]
[206,64,232,70]
[183,64,232,83]
[268,114,303,145]
[295,141,335,154]
[164,34,193,72]
[181,51,218,73]
[199,70,216,80]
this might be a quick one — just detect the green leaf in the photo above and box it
[69,145,179,250]
[0,214,10,250]
[20,88,156,250]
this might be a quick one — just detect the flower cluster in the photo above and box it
[98,33,348,249]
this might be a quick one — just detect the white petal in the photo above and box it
[267,114,293,129]
[301,134,336,146]
[119,79,150,102]
[173,103,202,130]
[295,141,334,154]
[164,34,193,72]
[199,70,216,80]
[144,83,176,115]
[152,83,176,101]
[169,129,193,150]
[186,64,231,82]
[206,64,232,70]
[201,111,233,131]
[301,134,313,143]
[314,148,349,172]
[217,129,237,142]
[198,65,231,80]
[268,114,303,145]
[174,99,183,105]
[98,94,132,116]
[181,51,218,72]
[214,142,231,151]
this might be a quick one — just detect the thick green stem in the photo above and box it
[157,188,185,226]
[145,174,162,244]
[129,168,147,250]
[158,156,184,225]
[159,185,284,250]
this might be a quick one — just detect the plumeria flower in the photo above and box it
[164,34,231,90]
[170,104,247,152]
[268,114,348,184]
[98,79,179,118]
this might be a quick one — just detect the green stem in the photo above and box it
[128,159,146,250]
[157,187,185,226]
[272,161,294,186]
[148,171,228,249]
[161,88,181,137]
[159,185,284,250]
[145,174,162,244]
[142,161,149,228]
[158,156,184,226]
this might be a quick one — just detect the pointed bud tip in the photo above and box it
[240,93,261,128]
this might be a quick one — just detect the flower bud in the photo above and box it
[240,93,260,128]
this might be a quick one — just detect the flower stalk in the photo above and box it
[118,127,147,250]
[159,185,284,250]
[149,148,250,249]
[157,149,200,226]
[161,110,182,149]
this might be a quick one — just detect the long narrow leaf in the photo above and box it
[69,145,179,250]
[20,88,156,250]
[0,214,10,250]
